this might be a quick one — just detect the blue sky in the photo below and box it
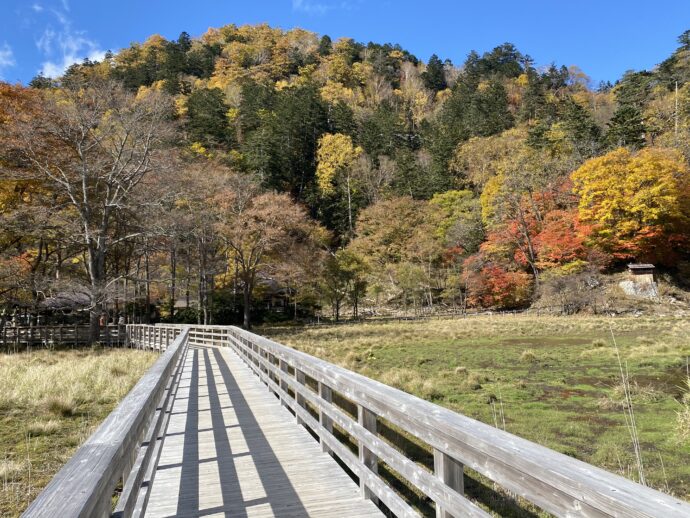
[1,0,689,85]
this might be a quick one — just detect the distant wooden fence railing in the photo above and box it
[23,327,188,518]
[23,324,690,518]
[0,324,126,349]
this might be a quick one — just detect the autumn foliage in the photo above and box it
[462,255,533,309]
[3,24,690,321]
[572,147,690,264]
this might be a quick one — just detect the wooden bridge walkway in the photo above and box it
[22,324,690,518]
[145,343,380,517]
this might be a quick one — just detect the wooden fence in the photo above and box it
[23,327,188,518]
[23,324,690,517]
[0,325,126,350]
[203,325,690,517]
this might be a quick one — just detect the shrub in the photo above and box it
[520,349,537,363]
[45,396,76,417]
[27,420,61,436]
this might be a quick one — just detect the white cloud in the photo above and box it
[32,3,44,12]
[36,27,55,54]
[291,0,359,14]
[0,43,16,79]
[292,0,329,13]
[37,5,105,78]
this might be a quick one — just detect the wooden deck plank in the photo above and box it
[145,344,382,518]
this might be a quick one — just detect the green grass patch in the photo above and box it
[265,315,690,510]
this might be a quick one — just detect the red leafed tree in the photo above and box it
[533,209,590,269]
[462,254,533,309]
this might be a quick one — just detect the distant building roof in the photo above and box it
[627,263,655,270]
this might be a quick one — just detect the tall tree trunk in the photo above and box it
[208,274,214,325]
[198,238,206,325]
[185,251,191,310]
[242,274,252,329]
[144,247,151,324]
[88,245,106,344]
[346,175,353,235]
[169,244,177,320]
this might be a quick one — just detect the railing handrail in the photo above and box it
[22,327,189,518]
[25,323,690,517]
[163,324,689,518]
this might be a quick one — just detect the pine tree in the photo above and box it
[186,88,230,146]
[560,98,601,158]
[318,35,333,56]
[606,105,645,149]
[422,54,447,92]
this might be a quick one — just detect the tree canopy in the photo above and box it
[2,24,690,326]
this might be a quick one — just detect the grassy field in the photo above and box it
[0,347,157,517]
[266,315,690,512]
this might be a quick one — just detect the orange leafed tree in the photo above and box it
[215,189,326,329]
[533,209,591,269]
[462,254,533,309]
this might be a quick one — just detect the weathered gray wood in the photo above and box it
[232,336,489,518]
[219,325,690,518]
[358,405,378,502]
[434,449,464,518]
[0,325,127,349]
[295,368,306,425]
[113,336,187,518]
[144,344,382,518]
[319,382,333,455]
[230,345,415,518]
[23,328,189,518]
[279,358,290,406]
[35,322,690,518]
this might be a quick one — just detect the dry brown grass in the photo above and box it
[0,347,156,516]
[0,460,25,481]
[25,421,61,437]
[519,349,537,363]
[592,338,608,348]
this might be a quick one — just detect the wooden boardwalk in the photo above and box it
[25,325,690,518]
[145,344,382,518]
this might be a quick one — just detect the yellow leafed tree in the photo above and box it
[316,133,362,233]
[571,147,690,263]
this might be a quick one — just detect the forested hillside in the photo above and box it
[2,24,690,331]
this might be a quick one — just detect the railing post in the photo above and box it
[295,369,306,425]
[357,405,379,503]
[279,358,289,404]
[433,449,464,518]
[318,382,333,454]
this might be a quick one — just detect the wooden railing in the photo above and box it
[23,323,690,517]
[23,327,188,518]
[154,324,690,518]
[1,324,126,349]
